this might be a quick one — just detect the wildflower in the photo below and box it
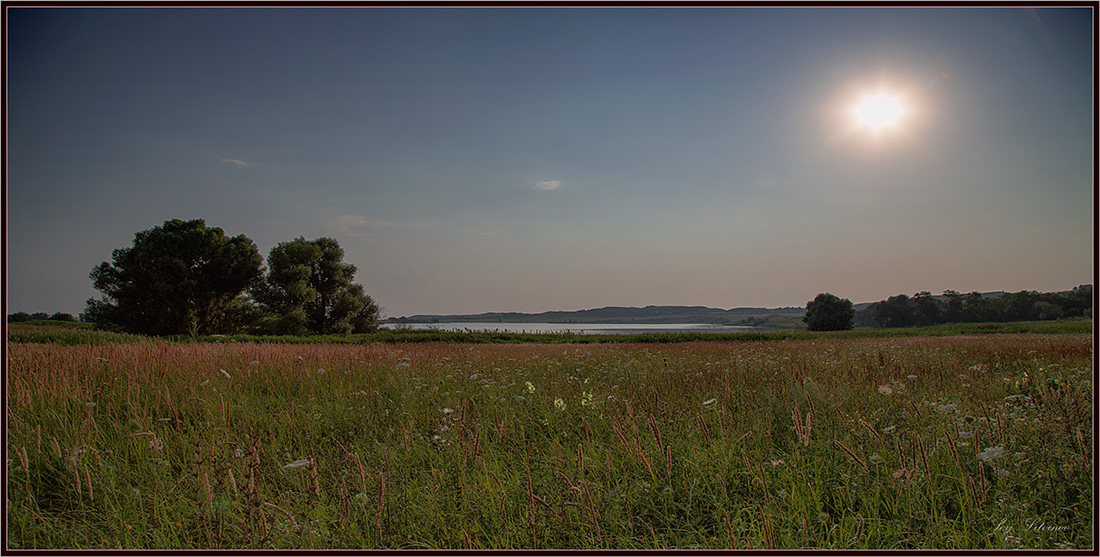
[936,403,957,413]
[977,446,1004,461]
[396,363,409,369]
[882,425,896,433]
[770,459,784,467]
[554,398,566,411]
[85,402,96,407]
[317,368,325,374]
[249,360,259,366]
[220,369,231,379]
[526,381,536,393]
[514,396,526,402]
[441,408,454,415]
[199,379,210,386]
[283,458,312,469]
[469,373,481,381]
[907,375,917,380]
[877,385,893,395]
[703,398,717,406]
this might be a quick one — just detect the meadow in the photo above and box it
[5,326,1094,549]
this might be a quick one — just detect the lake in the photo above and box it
[380,322,758,335]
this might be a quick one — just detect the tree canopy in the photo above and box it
[83,219,263,335]
[857,286,1093,328]
[802,293,855,331]
[252,237,381,335]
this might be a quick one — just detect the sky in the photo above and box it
[5,6,1094,318]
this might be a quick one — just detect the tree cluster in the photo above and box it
[854,287,1093,328]
[82,219,381,336]
[7,312,76,323]
[803,293,856,331]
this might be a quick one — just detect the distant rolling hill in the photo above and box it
[384,291,1016,328]
[383,305,806,326]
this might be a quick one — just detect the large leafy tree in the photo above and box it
[252,237,381,335]
[803,293,855,331]
[83,219,263,335]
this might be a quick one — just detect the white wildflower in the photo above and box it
[937,403,957,413]
[199,379,210,386]
[283,458,312,469]
[441,408,454,415]
[878,385,893,395]
[220,369,231,379]
[703,398,717,406]
[249,360,259,366]
[907,375,917,380]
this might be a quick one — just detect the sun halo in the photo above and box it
[853,92,905,130]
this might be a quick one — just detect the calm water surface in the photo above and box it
[382,322,757,334]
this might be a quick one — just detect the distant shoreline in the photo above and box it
[383,304,806,326]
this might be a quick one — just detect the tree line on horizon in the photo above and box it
[74,219,381,336]
[854,287,1093,328]
[8,219,1093,337]
[799,285,1092,333]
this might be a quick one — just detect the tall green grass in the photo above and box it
[6,334,1092,549]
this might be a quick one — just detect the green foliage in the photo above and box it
[5,322,144,345]
[47,312,77,322]
[861,286,1093,329]
[252,237,380,335]
[83,219,263,336]
[802,293,855,331]
[8,311,33,323]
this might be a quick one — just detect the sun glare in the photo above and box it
[854,93,904,130]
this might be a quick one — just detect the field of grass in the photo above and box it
[6,326,1093,549]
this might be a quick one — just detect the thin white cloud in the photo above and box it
[328,215,393,238]
[217,157,256,168]
[478,230,501,236]
[533,180,561,190]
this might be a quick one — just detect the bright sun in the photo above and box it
[854,93,904,130]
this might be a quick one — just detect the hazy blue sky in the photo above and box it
[6,6,1094,318]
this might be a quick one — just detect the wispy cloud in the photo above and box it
[478,230,501,236]
[328,215,393,238]
[533,180,561,191]
[217,157,256,168]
